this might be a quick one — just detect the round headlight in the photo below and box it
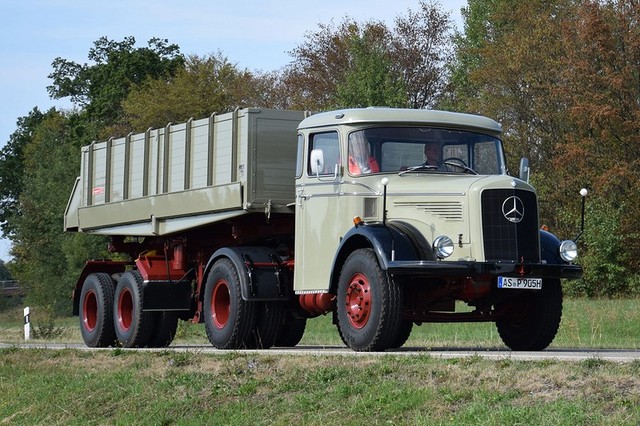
[433,235,454,259]
[559,240,578,262]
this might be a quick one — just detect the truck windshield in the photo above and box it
[348,127,506,176]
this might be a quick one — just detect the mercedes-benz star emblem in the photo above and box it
[502,196,524,223]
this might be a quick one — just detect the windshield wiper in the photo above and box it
[441,161,478,175]
[398,163,439,176]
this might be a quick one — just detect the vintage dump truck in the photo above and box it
[64,107,582,351]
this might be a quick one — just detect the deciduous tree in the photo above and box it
[48,36,184,130]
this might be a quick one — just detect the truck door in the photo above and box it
[294,131,342,292]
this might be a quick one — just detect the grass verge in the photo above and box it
[1,349,639,425]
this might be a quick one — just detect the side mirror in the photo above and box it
[519,157,530,182]
[310,149,324,177]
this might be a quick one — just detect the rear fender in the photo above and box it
[203,247,291,302]
[72,260,130,316]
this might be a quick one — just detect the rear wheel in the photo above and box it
[79,273,116,348]
[274,312,307,347]
[246,302,286,349]
[336,248,403,351]
[496,279,563,351]
[203,258,256,349]
[147,311,179,348]
[113,271,154,348]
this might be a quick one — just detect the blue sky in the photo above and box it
[0,0,467,261]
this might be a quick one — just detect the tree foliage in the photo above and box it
[9,112,108,313]
[48,36,184,129]
[282,0,454,110]
[121,53,269,130]
[0,108,46,238]
[452,0,640,296]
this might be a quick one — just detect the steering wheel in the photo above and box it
[441,157,469,168]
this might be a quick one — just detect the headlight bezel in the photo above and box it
[432,235,454,259]
[559,240,578,262]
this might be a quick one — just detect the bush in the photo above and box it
[565,198,638,298]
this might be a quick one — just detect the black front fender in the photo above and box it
[328,221,429,292]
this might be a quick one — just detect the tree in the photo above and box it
[9,112,108,313]
[0,108,46,238]
[451,0,640,296]
[282,2,454,110]
[335,27,406,108]
[552,0,640,293]
[283,19,373,110]
[121,53,268,130]
[48,36,184,129]
[391,1,454,109]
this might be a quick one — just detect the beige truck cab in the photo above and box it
[294,108,581,351]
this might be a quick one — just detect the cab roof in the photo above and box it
[298,107,502,136]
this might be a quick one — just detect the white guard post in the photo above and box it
[23,306,30,340]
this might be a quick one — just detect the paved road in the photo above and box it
[2,342,639,362]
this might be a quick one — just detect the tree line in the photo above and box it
[0,0,637,313]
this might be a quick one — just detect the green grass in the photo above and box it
[1,298,640,349]
[1,299,640,424]
[1,349,639,424]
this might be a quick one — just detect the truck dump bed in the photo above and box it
[64,108,306,236]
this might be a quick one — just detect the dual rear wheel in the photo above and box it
[203,258,296,349]
[79,271,178,348]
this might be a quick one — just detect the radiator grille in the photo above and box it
[481,189,539,262]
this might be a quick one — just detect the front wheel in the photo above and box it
[336,248,403,352]
[496,279,563,351]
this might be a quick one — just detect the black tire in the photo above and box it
[203,258,256,349]
[246,302,286,349]
[79,273,116,348]
[496,279,563,351]
[113,271,154,348]
[390,319,413,349]
[336,248,403,352]
[274,312,307,347]
[147,311,179,348]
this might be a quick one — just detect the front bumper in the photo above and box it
[386,260,582,280]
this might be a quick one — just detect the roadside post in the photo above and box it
[24,306,30,340]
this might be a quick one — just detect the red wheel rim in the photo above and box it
[117,288,133,332]
[82,290,98,332]
[345,273,372,329]
[211,279,231,329]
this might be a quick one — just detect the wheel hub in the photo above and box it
[345,273,371,329]
[211,279,231,329]
[117,288,133,332]
[82,290,97,332]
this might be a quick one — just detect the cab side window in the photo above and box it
[295,134,304,178]
[308,132,339,176]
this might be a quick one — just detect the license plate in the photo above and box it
[497,276,542,289]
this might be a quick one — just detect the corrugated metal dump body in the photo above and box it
[64,108,305,236]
